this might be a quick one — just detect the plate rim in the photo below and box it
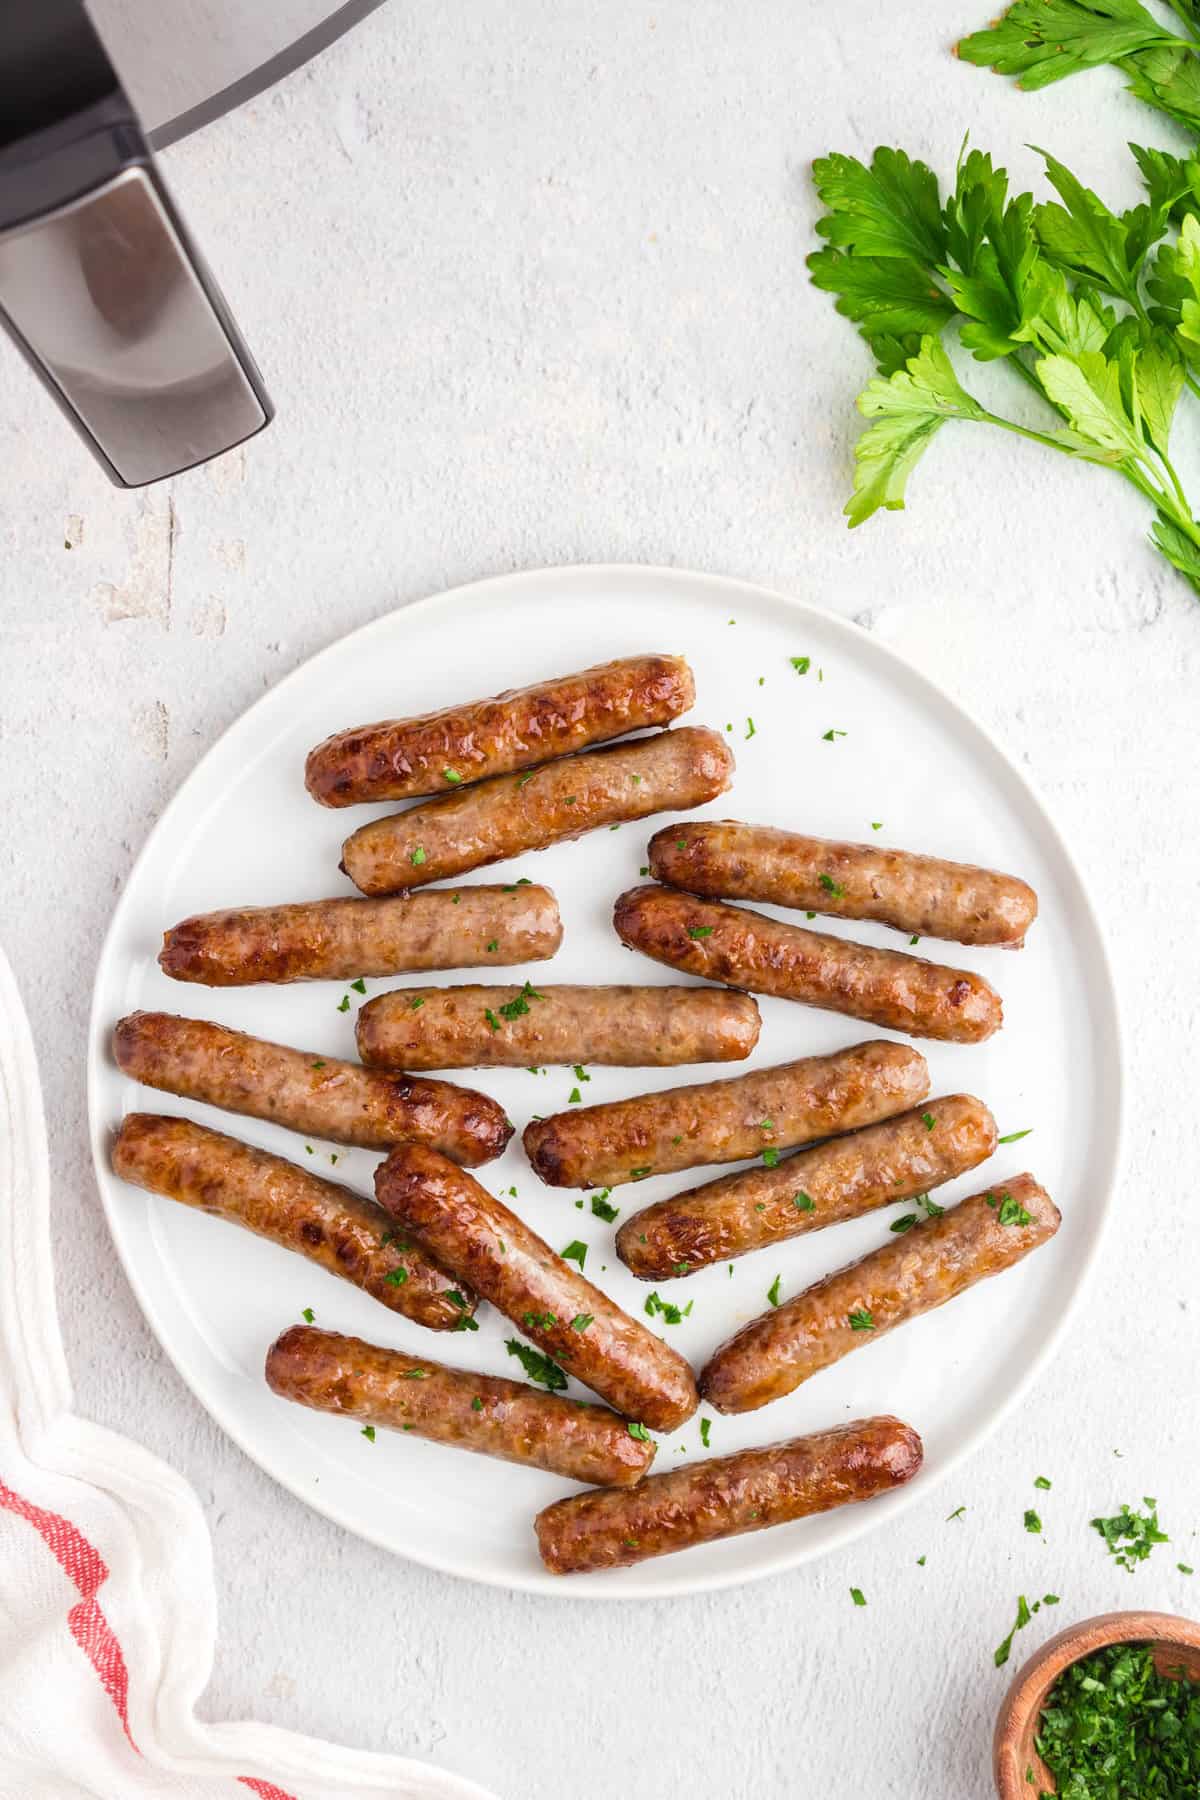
[86,561,1125,1599]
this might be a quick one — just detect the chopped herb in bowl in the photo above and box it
[1037,1642,1200,1798]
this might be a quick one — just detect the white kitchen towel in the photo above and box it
[0,949,498,1800]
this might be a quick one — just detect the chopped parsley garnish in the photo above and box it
[497,980,546,1022]
[571,1313,593,1333]
[993,1594,1032,1667]
[486,939,498,953]
[890,1213,918,1233]
[1024,1509,1042,1534]
[915,1193,944,1218]
[484,1008,501,1032]
[998,1127,1033,1144]
[504,1339,567,1391]
[762,1147,780,1167]
[522,1311,558,1330]
[384,1267,408,1286]
[922,1112,936,1131]
[1036,1643,1200,1795]
[639,865,650,875]
[789,656,811,675]
[361,1426,376,1442]
[410,847,426,866]
[311,1060,326,1069]
[1091,1499,1169,1571]
[573,1065,590,1082]
[568,1087,581,1104]
[471,1396,483,1411]
[304,1144,314,1154]
[591,1190,619,1222]
[1034,1475,1052,1490]
[645,1290,693,1325]
[687,925,714,938]
[700,1417,712,1448]
[516,771,536,788]
[560,1239,587,1270]
[336,995,350,1012]
[848,1309,875,1331]
[631,1166,653,1180]
[986,1189,1033,1227]
[822,728,847,741]
[675,839,686,849]
[350,977,366,994]
[628,1421,651,1441]
[442,766,462,783]
[744,717,756,740]
[563,795,576,805]
[916,1555,926,1566]
[446,1290,478,1331]
[946,1505,967,1521]
[767,1274,783,1307]
[672,1260,691,1275]
[301,1307,314,1323]
[794,1192,816,1212]
[1181,1564,1195,1575]
[409,996,424,1010]
[850,1587,867,1607]
[871,821,882,831]
[909,934,919,946]
[402,1369,428,1380]
[818,873,846,897]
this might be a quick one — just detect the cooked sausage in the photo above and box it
[112,1113,474,1330]
[159,885,563,986]
[356,983,761,1070]
[614,884,1002,1044]
[340,728,734,897]
[266,1325,654,1486]
[113,1012,511,1164]
[305,654,695,807]
[523,1040,929,1191]
[616,1094,997,1279]
[375,1145,698,1431]
[534,1414,923,1574]
[650,821,1038,948]
[700,1173,1058,1413]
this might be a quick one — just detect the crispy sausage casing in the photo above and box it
[159,885,562,985]
[266,1325,654,1486]
[534,1415,923,1574]
[112,1114,473,1329]
[614,884,1002,1044]
[700,1172,1058,1413]
[357,983,761,1070]
[305,654,695,807]
[650,822,1038,948]
[616,1094,997,1278]
[375,1145,699,1431]
[113,1012,511,1164]
[340,728,734,897]
[523,1040,929,1191]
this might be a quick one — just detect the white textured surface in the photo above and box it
[2,2,1199,1794]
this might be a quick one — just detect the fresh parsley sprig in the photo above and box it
[810,139,1200,597]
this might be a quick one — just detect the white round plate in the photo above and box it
[88,565,1122,1598]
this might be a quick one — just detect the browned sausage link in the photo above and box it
[357,984,761,1071]
[613,884,1002,1045]
[113,1012,511,1164]
[700,1173,1058,1414]
[375,1145,698,1431]
[650,821,1038,948]
[341,728,734,897]
[112,1114,474,1329]
[159,885,563,986]
[266,1325,655,1486]
[534,1414,923,1574]
[305,654,696,807]
[616,1094,997,1279]
[523,1040,929,1191]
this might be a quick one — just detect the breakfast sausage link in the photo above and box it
[305,653,695,807]
[159,885,563,986]
[266,1325,655,1487]
[650,821,1038,948]
[700,1172,1058,1414]
[534,1414,923,1574]
[112,1113,474,1330]
[614,884,1002,1045]
[113,1012,511,1165]
[523,1040,929,1191]
[375,1145,699,1431]
[616,1093,997,1279]
[356,983,761,1071]
[340,728,734,897]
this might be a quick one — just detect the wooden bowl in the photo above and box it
[994,1611,1200,1795]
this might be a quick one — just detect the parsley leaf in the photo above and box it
[1091,1498,1170,1570]
[767,1274,783,1307]
[847,337,988,526]
[590,1190,619,1222]
[504,1338,567,1391]
[560,1239,587,1270]
[848,1308,875,1331]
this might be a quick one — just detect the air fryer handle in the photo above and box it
[0,0,272,487]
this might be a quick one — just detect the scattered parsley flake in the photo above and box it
[471,1397,483,1411]
[568,1087,582,1104]
[790,656,811,675]
[922,1112,936,1131]
[384,1267,408,1286]
[336,995,350,1012]
[946,1505,967,1521]
[994,1594,1032,1667]
[628,1421,651,1442]
[1025,1509,1042,1534]
[301,1307,314,1323]
[571,1314,593,1333]
[999,1128,1033,1144]
[484,1008,501,1032]
[1034,1476,1052,1490]
[1091,1499,1169,1572]
[745,717,757,740]
[848,1309,875,1331]
[700,1417,712,1448]
[890,1213,918,1233]
[762,1147,780,1167]
[794,1191,816,1212]
[486,938,499,953]
[560,1239,587,1270]
[687,925,714,938]
[850,1587,867,1607]
[361,1426,376,1442]
[767,1274,783,1307]
[505,1339,567,1391]
[818,873,846,897]
[822,729,847,741]
[350,977,366,994]
[410,847,426,866]
[591,1190,619,1222]
[409,996,425,1011]
[442,766,462,784]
